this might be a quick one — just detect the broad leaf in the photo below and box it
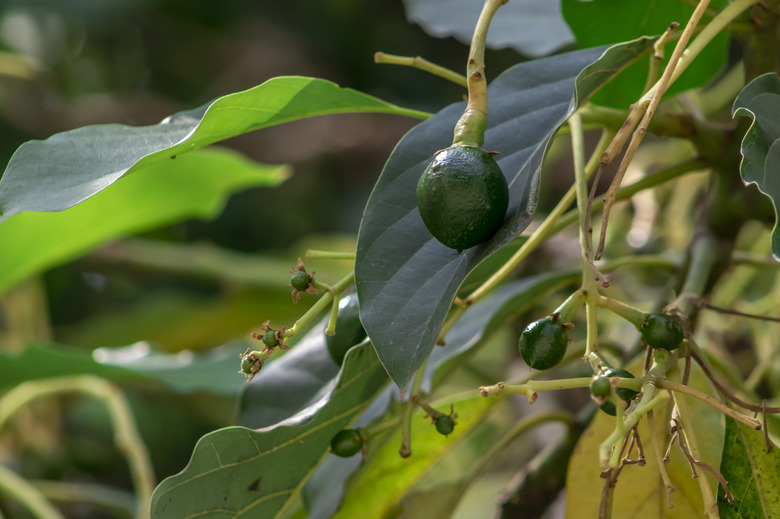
[356,39,655,392]
[562,0,728,108]
[565,363,724,518]
[423,270,578,391]
[717,417,780,518]
[732,72,780,260]
[237,321,343,429]
[0,76,428,222]
[402,0,574,57]
[0,148,287,296]
[331,395,501,518]
[150,342,388,519]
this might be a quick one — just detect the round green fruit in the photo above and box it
[262,330,279,348]
[518,318,568,371]
[435,415,456,436]
[641,313,684,350]
[599,368,640,416]
[416,145,509,252]
[326,295,367,365]
[589,375,612,398]
[330,429,364,457]
[240,357,256,374]
[290,270,311,291]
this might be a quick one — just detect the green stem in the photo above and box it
[285,271,355,338]
[0,464,64,519]
[479,377,643,400]
[597,296,648,328]
[452,0,507,147]
[674,233,717,316]
[373,52,467,87]
[325,296,340,336]
[0,376,154,519]
[658,379,761,429]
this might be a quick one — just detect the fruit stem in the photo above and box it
[325,296,340,336]
[284,270,355,338]
[452,0,508,147]
[658,378,761,429]
[373,52,467,87]
[597,296,648,328]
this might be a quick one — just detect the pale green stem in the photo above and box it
[373,52,467,87]
[285,271,355,337]
[465,129,612,305]
[479,377,643,401]
[452,0,507,146]
[0,376,154,519]
[597,296,648,328]
[0,464,64,519]
[600,390,665,468]
[325,296,340,336]
[657,379,761,429]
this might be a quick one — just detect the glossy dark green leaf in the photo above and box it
[732,72,780,260]
[0,77,427,222]
[237,322,344,429]
[717,417,780,518]
[0,148,287,296]
[561,0,728,108]
[423,271,578,391]
[150,342,388,519]
[356,39,654,391]
[402,0,573,57]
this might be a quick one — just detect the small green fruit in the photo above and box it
[435,415,456,436]
[262,330,279,348]
[518,318,568,370]
[599,368,640,416]
[240,357,256,375]
[326,295,367,365]
[641,313,684,350]
[290,270,311,291]
[416,145,509,252]
[330,429,364,457]
[589,375,612,398]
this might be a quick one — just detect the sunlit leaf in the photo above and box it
[561,0,728,108]
[150,342,387,519]
[717,418,780,518]
[0,77,427,221]
[565,363,724,518]
[356,38,655,392]
[0,148,287,296]
[732,72,780,260]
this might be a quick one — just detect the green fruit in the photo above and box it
[262,330,279,348]
[416,145,509,252]
[330,429,364,457]
[599,368,640,416]
[641,313,684,350]
[589,375,612,397]
[326,295,367,365]
[240,357,256,374]
[518,318,568,370]
[435,415,456,436]
[290,270,311,291]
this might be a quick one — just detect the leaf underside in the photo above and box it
[356,38,655,392]
[0,76,424,222]
[732,72,780,261]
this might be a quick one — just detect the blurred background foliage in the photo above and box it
[0,1,534,516]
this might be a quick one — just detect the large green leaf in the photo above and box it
[402,0,574,57]
[0,76,428,222]
[0,147,287,296]
[562,0,728,108]
[717,418,780,518]
[150,342,388,519]
[732,72,780,260]
[356,39,655,392]
[331,395,501,518]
